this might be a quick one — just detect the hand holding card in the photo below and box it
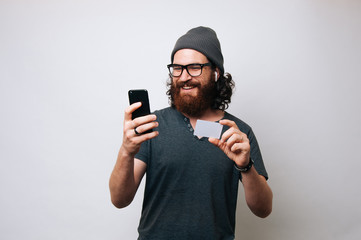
[208,119,251,168]
[193,120,223,139]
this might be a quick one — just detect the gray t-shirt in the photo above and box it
[135,107,268,240]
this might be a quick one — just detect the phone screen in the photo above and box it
[128,89,151,120]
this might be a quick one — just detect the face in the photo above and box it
[170,49,216,117]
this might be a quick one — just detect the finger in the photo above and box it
[124,102,142,121]
[220,127,241,143]
[226,134,244,148]
[132,114,157,129]
[133,121,159,134]
[133,130,159,142]
[230,142,244,153]
[133,127,141,136]
[219,119,247,137]
[219,119,238,129]
[124,128,159,149]
[218,120,247,143]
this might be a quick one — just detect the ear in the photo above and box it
[214,68,220,82]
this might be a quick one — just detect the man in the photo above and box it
[109,26,273,240]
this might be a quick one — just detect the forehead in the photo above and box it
[173,49,208,65]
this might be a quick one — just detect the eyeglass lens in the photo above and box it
[170,64,203,77]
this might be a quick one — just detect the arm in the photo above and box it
[109,102,159,208]
[240,167,273,218]
[109,154,146,208]
[208,119,273,218]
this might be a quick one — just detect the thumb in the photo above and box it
[208,137,220,146]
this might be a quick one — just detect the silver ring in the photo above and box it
[134,127,140,135]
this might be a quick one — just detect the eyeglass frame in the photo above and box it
[167,62,213,77]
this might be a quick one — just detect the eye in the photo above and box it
[188,64,201,70]
[173,65,182,71]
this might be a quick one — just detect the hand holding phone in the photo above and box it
[128,89,152,134]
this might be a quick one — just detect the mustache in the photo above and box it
[175,80,201,88]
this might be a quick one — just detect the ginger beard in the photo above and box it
[170,76,216,118]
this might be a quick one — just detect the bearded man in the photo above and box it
[109,26,273,240]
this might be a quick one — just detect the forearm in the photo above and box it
[109,104,157,208]
[109,147,138,208]
[241,166,273,218]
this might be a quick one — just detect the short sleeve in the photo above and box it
[247,128,268,180]
[135,138,150,165]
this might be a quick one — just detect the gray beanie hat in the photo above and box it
[171,26,224,74]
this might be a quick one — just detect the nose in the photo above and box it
[178,68,191,82]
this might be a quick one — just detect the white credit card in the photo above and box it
[193,119,223,139]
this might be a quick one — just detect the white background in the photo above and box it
[1,0,360,239]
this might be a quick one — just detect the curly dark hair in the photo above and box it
[166,71,235,111]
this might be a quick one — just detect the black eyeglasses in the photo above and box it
[167,62,212,77]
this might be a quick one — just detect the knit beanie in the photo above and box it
[171,26,224,74]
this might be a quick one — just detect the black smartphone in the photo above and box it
[128,89,152,119]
